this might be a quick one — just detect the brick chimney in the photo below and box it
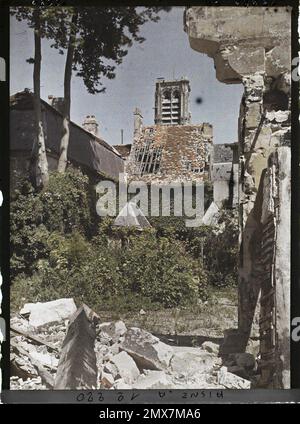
[133,107,143,138]
[82,115,99,136]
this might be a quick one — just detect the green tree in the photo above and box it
[47,6,171,173]
[11,7,51,187]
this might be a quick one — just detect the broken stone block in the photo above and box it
[201,341,219,355]
[29,350,59,370]
[20,298,77,328]
[110,351,140,384]
[133,370,172,389]
[245,102,261,129]
[170,350,217,376]
[114,379,132,389]
[109,343,120,355]
[120,327,174,371]
[98,320,127,344]
[103,362,119,379]
[217,366,251,389]
[101,372,114,389]
[266,110,290,124]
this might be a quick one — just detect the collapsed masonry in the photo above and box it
[11,299,258,390]
[185,6,291,388]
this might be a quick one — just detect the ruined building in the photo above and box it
[124,78,213,184]
[185,6,291,388]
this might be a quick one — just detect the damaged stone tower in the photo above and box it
[154,78,191,125]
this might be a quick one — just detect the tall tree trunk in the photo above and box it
[31,9,49,188]
[57,12,78,173]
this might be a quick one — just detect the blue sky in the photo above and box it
[10,7,243,146]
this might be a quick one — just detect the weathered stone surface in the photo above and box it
[170,350,217,376]
[20,298,77,328]
[120,327,174,371]
[201,341,219,355]
[245,102,262,129]
[185,6,290,389]
[110,351,140,384]
[217,366,251,389]
[133,370,172,389]
[98,320,127,343]
[266,110,290,124]
[103,362,119,379]
[185,6,291,83]
[114,379,132,389]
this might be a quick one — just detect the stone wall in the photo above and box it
[185,6,291,388]
[211,144,239,208]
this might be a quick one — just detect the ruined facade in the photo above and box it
[185,6,291,388]
[125,78,213,184]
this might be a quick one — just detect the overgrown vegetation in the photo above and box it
[11,169,238,313]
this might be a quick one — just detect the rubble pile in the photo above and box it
[10,299,259,390]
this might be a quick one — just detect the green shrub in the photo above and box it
[118,232,207,307]
[10,168,97,278]
[10,169,237,313]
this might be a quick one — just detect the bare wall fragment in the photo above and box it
[185,6,291,388]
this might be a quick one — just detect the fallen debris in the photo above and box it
[11,324,58,352]
[217,366,251,389]
[11,339,54,388]
[11,299,253,390]
[110,351,140,384]
[20,298,77,328]
[133,370,172,389]
[120,327,174,371]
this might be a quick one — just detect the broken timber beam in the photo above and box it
[11,324,58,352]
[54,304,100,390]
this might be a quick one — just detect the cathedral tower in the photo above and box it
[154,77,191,125]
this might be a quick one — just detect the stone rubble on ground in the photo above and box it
[20,298,77,328]
[11,299,259,390]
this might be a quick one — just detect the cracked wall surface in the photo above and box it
[185,6,291,388]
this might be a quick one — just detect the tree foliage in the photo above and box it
[44,7,170,94]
